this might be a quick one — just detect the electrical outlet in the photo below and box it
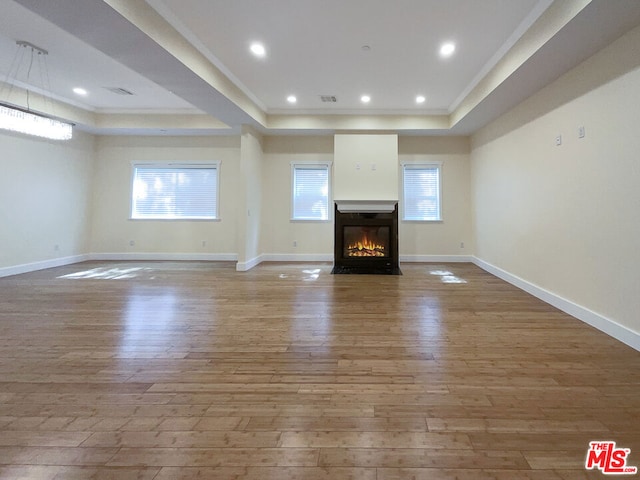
[54,244,60,251]
[202,240,206,247]
[555,134,562,146]
[129,240,135,246]
[293,240,297,247]
[460,242,464,249]
[578,126,585,138]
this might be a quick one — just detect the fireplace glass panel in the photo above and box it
[343,226,390,258]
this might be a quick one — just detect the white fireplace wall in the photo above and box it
[258,134,471,259]
[334,134,398,202]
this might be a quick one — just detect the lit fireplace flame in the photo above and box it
[346,233,386,257]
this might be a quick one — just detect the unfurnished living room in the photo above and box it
[1,0,639,478]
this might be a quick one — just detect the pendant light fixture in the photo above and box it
[0,40,73,141]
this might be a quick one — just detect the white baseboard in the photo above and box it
[473,257,640,352]
[235,255,263,272]
[90,252,238,262]
[0,254,90,278]
[236,253,334,271]
[400,254,473,263]
[261,253,333,263]
[249,254,471,269]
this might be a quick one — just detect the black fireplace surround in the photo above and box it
[332,203,401,275]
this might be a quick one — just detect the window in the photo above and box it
[402,163,442,221]
[131,164,219,220]
[291,163,330,221]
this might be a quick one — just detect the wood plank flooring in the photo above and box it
[0,261,638,479]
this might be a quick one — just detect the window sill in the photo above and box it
[401,219,443,223]
[129,218,222,222]
[290,219,332,223]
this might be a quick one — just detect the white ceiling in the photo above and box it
[0,0,199,113]
[149,0,541,113]
[1,0,640,135]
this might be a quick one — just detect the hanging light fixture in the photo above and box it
[0,40,73,141]
[0,103,72,140]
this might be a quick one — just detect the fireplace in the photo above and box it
[332,203,401,275]
[343,226,390,258]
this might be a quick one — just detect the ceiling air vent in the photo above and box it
[320,95,337,103]
[104,87,135,96]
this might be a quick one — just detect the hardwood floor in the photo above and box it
[0,261,638,479]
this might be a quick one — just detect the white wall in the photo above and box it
[261,136,334,258]
[399,136,472,259]
[471,24,640,346]
[0,130,95,275]
[91,135,240,258]
[334,134,398,201]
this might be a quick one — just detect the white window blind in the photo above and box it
[292,164,330,221]
[131,165,219,220]
[403,164,441,221]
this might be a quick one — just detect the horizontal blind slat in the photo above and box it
[293,165,329,220]
[403,166,440,221]
[132,166,218,219]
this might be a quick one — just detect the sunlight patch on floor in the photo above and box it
[429,269,467,284]
[302,269,321,281]
[58,267,151,280]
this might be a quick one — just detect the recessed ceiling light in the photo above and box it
[416,95,426,104]
[250,42,266,57]
[73,87,88,96]
[287,95,297,104]
[440,42,456,58]
[361,95,371,104]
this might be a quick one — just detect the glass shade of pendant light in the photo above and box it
[0,103,72,140]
